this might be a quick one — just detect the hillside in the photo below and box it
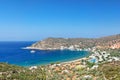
[96,34,120,49]
[0,63,46,80]
[28,34,120,50]
[1,61,120,80]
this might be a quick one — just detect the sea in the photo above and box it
[0,41,89,67]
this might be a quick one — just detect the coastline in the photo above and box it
[21,47,90,67]
[22,47,91,67]
[23,46,88,51]
[32,52,90,67]
[59,57,88,65]
[26,52,89,67]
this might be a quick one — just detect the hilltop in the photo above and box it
[28,34,120,50]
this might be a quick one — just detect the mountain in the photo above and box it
[28,34,120,50]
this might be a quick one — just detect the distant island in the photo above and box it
[27,34,120,50]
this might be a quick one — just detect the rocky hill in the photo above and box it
[96,34,120,49]
[28,34,120,50]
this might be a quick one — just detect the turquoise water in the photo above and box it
[89,58,97,63]
[0,42,89,66]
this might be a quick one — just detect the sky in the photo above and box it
[0,0,120,41]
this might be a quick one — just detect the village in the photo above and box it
[28,47,120,80]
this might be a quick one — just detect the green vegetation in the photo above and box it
[1,61,120,80]
[46,61,120,80]
[86,61,95,68]
[0,63,46,80]
[107,49,120,57]
[99,61,120,80]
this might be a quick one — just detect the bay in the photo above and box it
[0,42,89,66]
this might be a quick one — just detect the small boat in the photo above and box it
[30,50,35,53]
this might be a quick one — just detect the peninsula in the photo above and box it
[27,34,120,50]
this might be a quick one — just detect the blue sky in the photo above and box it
[0,0,120,41]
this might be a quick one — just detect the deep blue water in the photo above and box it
[0,42,89,66]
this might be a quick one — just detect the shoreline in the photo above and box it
[22,47,91,67]
[28,54,90,67]
[21,55,89,67]
[15,52,90,67]
[59,57,88,65]
[23,46,88,51]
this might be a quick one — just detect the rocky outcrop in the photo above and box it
[28,34,120,50]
